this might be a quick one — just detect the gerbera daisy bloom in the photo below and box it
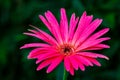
[20,8,110,75]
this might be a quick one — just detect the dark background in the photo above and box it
[0,0,120,80]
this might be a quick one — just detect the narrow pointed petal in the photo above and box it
[46,55,64,73]
[69,63,74,76]
[40,13,63,44]
[72,14,93,45]
[45,11,63,44]
[71,11,87,44]
[78,52,109,60]
[64,56,70,71]
[69,13,76,31]
[94,44,110,48]
[84,44,110,50]
[46,11,59,27]
[78,62,85,71]
[75,15,93,36]
[24,30,57,46]
[39,15,62,45]
[81,19,102,40]
[37,58,55,71]
[39,15,52,32]
[60,8,68,42]
[76,28,109,48]
[75,55,93,66]
[23,32,40,39]
[20,43,50,49]
[69,55,79,70]
[36,53,60,64]
[74,56,85,71]
[77,37,110,51]
[27,48,45,59]
[29,25,58,46]
[28,47,56,59]
[69,15,79,42]
[96,54,109,60]
[87,58,101,66]
[75,19,102,47]
[87,28,110,40]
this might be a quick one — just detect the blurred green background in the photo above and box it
[0,0,120,80]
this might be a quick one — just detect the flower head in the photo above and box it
[20,8,110,75]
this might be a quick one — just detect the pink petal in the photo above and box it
[77,37,110,51]
[24,29,43,39]
[23,32,41,39]
[84,44,110,50]
[20,43,50,49]
[27,48,45,59]
[72,14,93,46]
[71,11,87,45]
[64,56,75,75]
[69,13,76,32]
[74,56,85,71]
[46,55,64,73]
[69,63,74,76]
[29,25,58,46]
[60,8,68,42]
[94,44,110,48]
[36,53,60,64]
[45,11,63,44]
[78,52,109,60]
[77,28,109,50]
[76,28,109,49]
[69,55,79,70]
[75,19,102,47]
[37,57,55,71]
[28,47,56,59]
[75,55,93,66]
[87,58,101,66]
[69,15,79,42]
[24,31,57,46]
[39,14,61,43]
[78,62,85,71]
[64,56,70,71]
[81,19,102,40]
[77,15,93,34]
[86,28,109,41]
[39,15,52,33]
[46,11,59,27]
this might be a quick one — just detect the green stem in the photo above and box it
[63,68,67,80]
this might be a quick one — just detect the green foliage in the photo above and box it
[0,0,120,80]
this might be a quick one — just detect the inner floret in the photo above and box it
[59,44,75,55]
[63,47,71,53]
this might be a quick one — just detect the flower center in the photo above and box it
[63,47,71,53]
[59,44,75,55]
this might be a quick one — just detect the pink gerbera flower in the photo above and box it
[20,8,110,75]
